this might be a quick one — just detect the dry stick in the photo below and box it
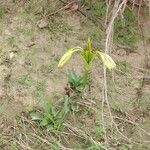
[102,0,135,144]
[104,0,150,145]
[16,136,33,150]
[104,0,127,123]
[113,116,150,136]
[105,0,112,25]
[137,0,143,24]
[31,133,72,150]
[47,1,74,17]
[59,0,105,28]
[135,24,150,101]
[101,1,124,146]
[65,123,108,150]
[101,86,108,145]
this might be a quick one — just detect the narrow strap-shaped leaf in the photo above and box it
[87,36,92,51]
[58,47,83,68]
[96,51,116,69]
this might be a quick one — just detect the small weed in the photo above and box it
[9,142,18,150]
[93,126,105,138]
[0,6,5,18]
[52,54,61,63]
[114,7,138,47]
[67,69,87,92]
[35,80,47,97]
[87,144,102,150]
[117,60,130,73]
[31,96,69,130]
[39,64,54,76]
[18,74,33,87]
[91,2,106,17]
[112,100,121,112]
[137,92,150,112]
[62,22,72,32]
[36,80,46,92]
[119,145,128,150]
[48,20,60,31]
[16,25,34,37]
[90,26,102,41]
[24,104,33,113]
[7,37,16,47]
[0,22,4,33]
[42,42,51,52]
[25,48,37,66]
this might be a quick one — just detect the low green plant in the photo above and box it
[114,7,138,47]
[48,20,60,31]
[18,74,33,87]
[62,22,72,32]
[67,69,87,92]
[112,101,121,112]
[119,145,128,150]
[58,37,116,91]
[91,1,106,17]
[87,144,102,150]
[30,96,69,130]
[0,6,5,18]
[90,26,102,42]
[117,60,130,73]
[93,126,105,138]
[35,80,47,97]
[7,37,16,47]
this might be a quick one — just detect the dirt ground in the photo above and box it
[0,0,149,150]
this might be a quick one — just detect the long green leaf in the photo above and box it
[58,47,82,68]
[96,51,116,69]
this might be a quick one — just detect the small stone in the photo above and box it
[37,19,48,29]
[9,52,15,59]
[117,49,127,56]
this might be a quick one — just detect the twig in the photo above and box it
[102,0,137,145]
[65,123,108,150]
[113,116,150,136]
[47,2,74,17]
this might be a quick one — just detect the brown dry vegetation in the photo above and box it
[0,0,149,150]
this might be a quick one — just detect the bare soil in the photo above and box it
[0,0,149,149]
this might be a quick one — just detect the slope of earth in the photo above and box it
[0,0,149,149]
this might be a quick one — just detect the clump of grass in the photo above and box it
[91,1,106,17]
[117,60,130,73]
[80,0,106,17]
[36,80,46,92]
[48,19,60,31]
[48,19,72,33]
[62,22,72,32]
[0,6,5,18]
[114,7,138,47]
[7,37,16,47]
[18,74,33,87]
[90,26,102,42]
[112,100,121,112]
